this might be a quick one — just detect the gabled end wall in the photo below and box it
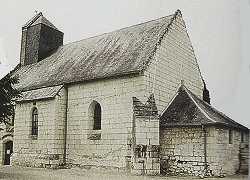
[144,11,204,114]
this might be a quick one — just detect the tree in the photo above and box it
[0,73,20,125]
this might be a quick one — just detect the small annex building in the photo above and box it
[160,83,249,176]
[0,10,248,177]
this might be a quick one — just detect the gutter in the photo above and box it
[202,125,208,176]
[63,85,68,165]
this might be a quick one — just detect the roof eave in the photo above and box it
[17,70,141,92]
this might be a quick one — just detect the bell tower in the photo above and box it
[20,12,63,66]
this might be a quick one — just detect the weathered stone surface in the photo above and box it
[160,126,249,177]
[12,87,67,167]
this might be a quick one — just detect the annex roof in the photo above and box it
[13,11,180,91]
[15,85,63,102]
[160,84,249,131]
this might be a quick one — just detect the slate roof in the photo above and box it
[12,11,179,91]
[160,85,249,131]
[15,85,63,102]
[23,12,58,30]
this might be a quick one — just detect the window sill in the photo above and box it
[30,135,38,140]
[87,130,101,140]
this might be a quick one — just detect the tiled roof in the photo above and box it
[22,12,58,30]
[160,85,249,131]
[15,85,63,102]
[13,11,179,91]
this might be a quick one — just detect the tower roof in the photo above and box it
[22,12,58,30]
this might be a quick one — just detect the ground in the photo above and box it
[0,166,248,180]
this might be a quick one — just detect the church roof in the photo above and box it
[13,11,179,91]
[22,12,58,30]
[160,84,249,131]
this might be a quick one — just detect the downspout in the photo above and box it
[202,125,208,176]
[63,85,68,165]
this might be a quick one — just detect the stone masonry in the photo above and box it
[144,11,204,114]
[12,87,66,168]
[131,94,160,175]
[160,126,249,177]
[66,75,145,170]
[160,127,206,177]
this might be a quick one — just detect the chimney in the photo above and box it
[20,12,63,66]
[202,79,210,104]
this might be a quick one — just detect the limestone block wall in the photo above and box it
[239,142,249,174]
[132,115,160,175]
[160,126,247,177]
[144,12,204,114]
[131,95,160,175]
[66,75,146,169]
[134,116,159,146]
[160,127,206,177]
[207,127,243,176]
[12,87,66,167]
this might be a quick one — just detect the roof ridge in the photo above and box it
[183,85,248,129]
[192,90,248,129]
[22,12,59,30]
[63,13,175,47]
[14,10,190,92]
[140,9,182,72]
[23,12,43,28]
[182,85,216,123]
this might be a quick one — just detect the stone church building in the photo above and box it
[0,10,249,177]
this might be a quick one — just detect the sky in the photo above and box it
[0,0,249,127]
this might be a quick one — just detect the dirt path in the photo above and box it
[0,166,248,180]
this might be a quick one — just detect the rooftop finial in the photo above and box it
[181,79,185,85]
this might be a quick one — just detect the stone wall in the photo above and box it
[12,87,66,168]
[160,126,248,177]
[131,95,160,175]
[66,75,146,170]
[208,127,246,176]
[144,11,204,114]
[160,126,206,177]
[239,142,249,174]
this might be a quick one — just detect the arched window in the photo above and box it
[31,108,38,136]
[89,101,102,130]
[93,103,101,130]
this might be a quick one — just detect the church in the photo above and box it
[0,10,248,177]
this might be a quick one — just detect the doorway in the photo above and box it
[4,141,13,165]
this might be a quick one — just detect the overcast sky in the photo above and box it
[0,0,249,128]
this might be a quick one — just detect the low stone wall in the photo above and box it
[239,142,249,174]
[208,127,241,176]
[131,95,160,175]
[160,126,248,177]
[11,153,63,168]
[160,127,206,177]
[132,145,160,175]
